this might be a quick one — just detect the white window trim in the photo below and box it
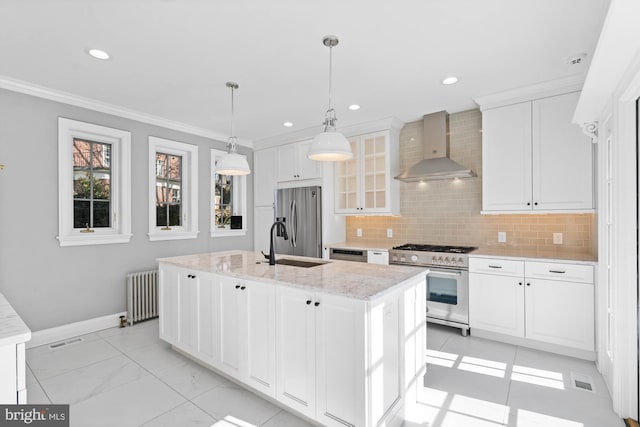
[148,136,199,241]
[210,149,247,237]
[57,118,132,247]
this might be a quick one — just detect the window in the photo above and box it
[211,149,247,237]
[148,137,198,241]
[57,118,131,247]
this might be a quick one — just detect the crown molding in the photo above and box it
[474,74,585,110]
[0,75,253,149]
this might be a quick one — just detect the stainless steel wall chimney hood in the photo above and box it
[395,111,475,182]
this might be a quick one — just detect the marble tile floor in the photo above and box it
[405,324,623,427]
[25,319,623,427]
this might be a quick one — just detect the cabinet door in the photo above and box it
[469,273,525,337]
[361,132,389,212]
[254,148,277,206]
[244,280,276,397]
[177,270,198,353]
[275,286,316,418]
[532,92,593,210]
[316,293,366,427]
[276,144,298,182]
[197,274,218,365]
[254,205,274,253]
[334,138,360,213]
[297,140,322,180]
[525,279,594,351]
[482,102,532,211]
[218,278,244,377]
[159,265,179,344]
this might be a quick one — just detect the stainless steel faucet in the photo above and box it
[269,221,289,265]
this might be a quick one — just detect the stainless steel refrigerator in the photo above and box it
[274,186,322,258]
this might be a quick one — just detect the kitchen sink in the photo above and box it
[274,258,328,268]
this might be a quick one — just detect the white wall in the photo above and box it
[0,88,254,332]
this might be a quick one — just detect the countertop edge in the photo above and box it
[470,252,597,265]
[0,294,32,347]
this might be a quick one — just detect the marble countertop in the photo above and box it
[325,241,392,252]
[0,293,31,347]
[158,250,427,300]
[471,247,597,264]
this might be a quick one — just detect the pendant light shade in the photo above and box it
[309,35,353,162]
[217,82,251,176]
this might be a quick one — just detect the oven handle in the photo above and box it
[427,270,462,277]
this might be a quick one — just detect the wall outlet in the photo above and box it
[387,228,393,238]
[356,228,362,237]
[553,233,563,245]
[498,231,507,243]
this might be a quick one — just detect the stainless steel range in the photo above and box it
[389,244,476,336]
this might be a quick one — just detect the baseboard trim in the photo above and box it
[27,312,127,349]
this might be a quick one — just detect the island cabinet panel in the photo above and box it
[196,275,218,365]
[158,265,179,344]
[218,276,276,397]
[275,286,317,418]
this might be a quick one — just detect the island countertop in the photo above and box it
[158,250,427,300]
[0,293,31,347]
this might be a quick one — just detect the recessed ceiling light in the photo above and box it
[441,76,458,85]
[282,121,294,128]
[348,104,361,111]
[88,49,110,60]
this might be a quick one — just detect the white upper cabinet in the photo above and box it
[480,90,594,213]
[276,140,322,182]
[253,147,277,207]
[334,130,400,215]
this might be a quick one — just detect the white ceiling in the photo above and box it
[0,0,610,146]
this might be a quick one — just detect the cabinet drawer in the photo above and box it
[525,262,593,284]
[367,251,389,265]
[469,257,524,277]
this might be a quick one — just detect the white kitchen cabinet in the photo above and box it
[481,91,594,213]
[469,257,594,354]
[218,276,276,397]
[276,140,322,183]
[335,131,400,215]
[253,205,274,254]
[253,147,277,207]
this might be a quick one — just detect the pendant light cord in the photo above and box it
[328,44,333,110]
[226,82,239,153]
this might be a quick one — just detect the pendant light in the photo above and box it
[308,35,353,162]
[216,81,251,175]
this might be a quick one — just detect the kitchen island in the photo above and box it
[158,250,427,427]
[0,293,31,404]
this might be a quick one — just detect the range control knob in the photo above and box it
[437,256,444,264]
[444,257,451,265]
[410,255,418,262]
[392,255,398,261]
[457,257,464,265]
[400,256,406,262]
[431,256,438,263]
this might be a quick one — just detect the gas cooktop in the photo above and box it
[391,244,477,254]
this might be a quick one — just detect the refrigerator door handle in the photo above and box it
[291,199,297,248]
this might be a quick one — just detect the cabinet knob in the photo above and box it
[526,283,531,286]
[240,286,246,290]
[526,202,531,206]
[534,202,538,206]
[306,300,312,305]
[314,301,320,307]
[518,282,522,286]
[235,285,241,289]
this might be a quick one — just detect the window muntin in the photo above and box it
[73,139,112,229]
[155,152,182,228]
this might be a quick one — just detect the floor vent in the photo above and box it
[48,337,85,350]
[571,372,595,393]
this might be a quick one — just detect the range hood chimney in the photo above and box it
[395,111,475,182]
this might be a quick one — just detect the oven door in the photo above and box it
[426,267,469,326]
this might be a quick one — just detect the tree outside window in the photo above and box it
[155,152,182,228]
[214,172,233,228]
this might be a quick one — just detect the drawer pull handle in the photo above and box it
[235,285,241,289]
[549,270,566,274]
[488,265,502,269]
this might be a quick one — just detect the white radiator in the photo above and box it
[126,270,159,325]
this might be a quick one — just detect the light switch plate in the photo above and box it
[387,228,393,238]
[356,228,362,237]
[553,233,563,244]
[498,231,507,243]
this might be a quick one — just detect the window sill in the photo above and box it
[57,233,133,247]
[210,228,248,238]
[148,230,199,242]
